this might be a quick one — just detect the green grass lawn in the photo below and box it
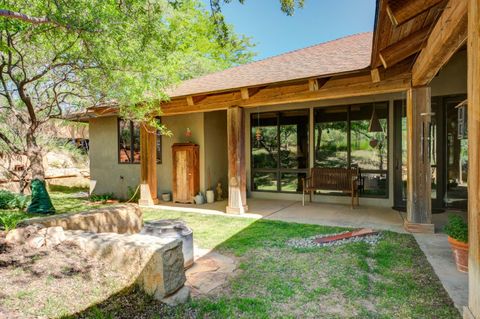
[74,209,460,319]
[0,185,108,230]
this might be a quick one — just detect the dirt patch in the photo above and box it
[0,237,130,318]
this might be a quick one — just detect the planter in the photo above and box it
[448,236,469,273]
[194,193,205,205]
[206,190,215,203]
[161,193,171,202]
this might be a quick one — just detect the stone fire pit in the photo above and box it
[141,219,194,269]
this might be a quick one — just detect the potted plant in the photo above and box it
[444,215,469,273]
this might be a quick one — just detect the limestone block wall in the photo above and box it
[21,204,142,234]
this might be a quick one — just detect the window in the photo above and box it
[251,109,309,192]
[314,106,348,168]
[118,118,162,164]
[314,102,389,197]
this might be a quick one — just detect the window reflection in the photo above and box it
[314,107,348,168]
[251,110,309,193]
[314,103,389,198]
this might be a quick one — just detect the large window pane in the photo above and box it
[279,110,309,169]
[281,173,306,192]
[253,172,278,191]
[313,102,389,198]
[251,110,309,193]
[350,104,388,171]
[360,173,387,197]
[314,107,348,168]
[251,113,278,169]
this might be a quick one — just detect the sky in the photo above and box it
[202,0,376,61]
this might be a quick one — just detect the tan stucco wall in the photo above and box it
[89,113,206,199]
[204,111,228,191]
[159,112,206,195]
[89,116,141,199]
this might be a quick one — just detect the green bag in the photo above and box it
[27,179,56,214]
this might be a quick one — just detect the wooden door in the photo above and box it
[175,149,189,202]
[172,143,199,203]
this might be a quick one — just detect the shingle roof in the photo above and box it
[168,32,373,98]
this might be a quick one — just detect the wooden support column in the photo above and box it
[139,123,158,206]
[226,106,248,214]
[465,0,480,317]
[404,87,434,233]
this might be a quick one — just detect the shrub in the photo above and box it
[89,193,114,203]
[0,212,26,231]
[0,190,16,209]
[444,215,468,243]
[8,194,31,210]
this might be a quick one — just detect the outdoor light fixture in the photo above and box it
[368,105,383,132]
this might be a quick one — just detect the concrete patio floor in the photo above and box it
[154,199,405,232]
[149,198,468,312]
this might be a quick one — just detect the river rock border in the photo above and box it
[287,231,383,249]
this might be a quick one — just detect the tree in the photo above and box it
[0,0,253,202]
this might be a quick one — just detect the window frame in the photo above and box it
[117,118,162,165]
[313,102,389,198]
[250,109,310,194]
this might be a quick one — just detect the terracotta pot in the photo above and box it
[448,236,469,273]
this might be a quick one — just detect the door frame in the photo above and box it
[392,96,457,212]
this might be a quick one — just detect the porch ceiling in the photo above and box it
[371,0,467,87]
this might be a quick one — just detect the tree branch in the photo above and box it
[0,9,52,25]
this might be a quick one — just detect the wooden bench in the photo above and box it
[302,167,360,208]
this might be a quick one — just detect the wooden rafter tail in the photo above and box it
[379,26,431,69]
[386,0,444,26]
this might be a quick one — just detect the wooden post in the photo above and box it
[465,0,480,317]
[404,87,434,233]
[139,123,158,206]
[226,106,248,214]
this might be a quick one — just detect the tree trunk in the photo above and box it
[26,132,45,181]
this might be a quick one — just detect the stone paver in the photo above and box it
[185,248,237,297]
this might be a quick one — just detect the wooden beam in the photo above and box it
[386,0,443,26]
[465,0,480,317]
[371,68,381,83]
[186,96,194,106]
[160,73,411,116]
[308,79,319,91]
[240,88,249,100]
[139,123,158,206]
[379,26,431,69]
[226,106,247,214]
[412,0,468,86]
[243,74,410,108]
[404,87,434,233]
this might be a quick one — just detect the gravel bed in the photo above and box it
[287,231,382,248]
